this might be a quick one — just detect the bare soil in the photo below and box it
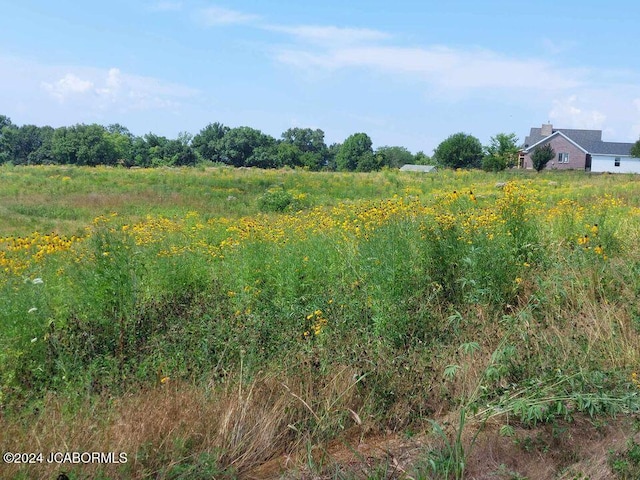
[245,415,639,479]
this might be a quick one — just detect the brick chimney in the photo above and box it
[541,123,553,136]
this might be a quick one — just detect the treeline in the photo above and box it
[0,115,431,171]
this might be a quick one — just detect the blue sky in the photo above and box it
[2,0,640,154]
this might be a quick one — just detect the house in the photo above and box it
[520,123,640,173]
[399,164,436,172]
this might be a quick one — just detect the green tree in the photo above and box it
[217,126,275,167]
[276,142,302,168]
[281,127,326,153]
[631,138,640,158]
[356,151,383,172]
[246,144,279,168]
[325,142,341,171]
[376,145,414,169]
[51,124,118,166]
[0,116,13,163]
[143,134,171,166]
[335,133,374,171]
[482,133,519,172]
[192,122,229,163]
[280,127,327,169]
[130,135,151,167]
[27,126,55,165]
[433,132,483,169]
[531,143,555,172]
[414,151,433,165]
[0,124,53,165]
[0,115,12,132]
[166,136,197,167]
[130,133,196,167]
[106,124,134,165]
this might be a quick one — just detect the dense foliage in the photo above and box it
[0,115,439,171]
[482,132,520,171]
[531,143,556,172]
[433,132,484,169]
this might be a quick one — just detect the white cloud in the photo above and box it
[95,68,122,101]
[275,45,583,92]
[198,6,258,26]
[41,68,197,109]
[42,74,94,101]
[193,7,580,93]
[549,95,607,130]
[38,65,199,112]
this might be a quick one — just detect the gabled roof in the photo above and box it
[524,127,601,149]
[523,125,634,156]
[524,131,588,153]
[399,164,436,172]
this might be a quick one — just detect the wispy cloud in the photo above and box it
[198,6,259,26]
[185,4,640,145]
[274,45,583,91]
[549,95,606,130]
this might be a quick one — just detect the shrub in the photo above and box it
[481,154,507,172]
[258,187,309,212]
[531,143,555,171]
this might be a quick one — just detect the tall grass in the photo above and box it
[1,166,640,478]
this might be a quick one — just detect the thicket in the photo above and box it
[0,115,433,171]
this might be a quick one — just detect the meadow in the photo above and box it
[1,164,640,479]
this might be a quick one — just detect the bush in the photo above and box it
[482,154,507,172]
[531,143,555,172]
[258,187,309,212]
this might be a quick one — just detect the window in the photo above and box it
[558,153,569,163]
[615,157,621,167]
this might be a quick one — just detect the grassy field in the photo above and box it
[1,164,640,479]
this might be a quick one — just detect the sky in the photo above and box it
[2,0,640,154]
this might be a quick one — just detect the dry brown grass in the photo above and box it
[0,366,364,479]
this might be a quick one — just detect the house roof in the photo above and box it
[524,127,601,149]
[523,125,634,156]
[590,142,635,156]
[525,131,588,154]
[399,164,436,172]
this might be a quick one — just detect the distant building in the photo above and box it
[520,124,640,173]
[399,164,436,173]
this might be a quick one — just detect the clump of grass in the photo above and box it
[258,186,311,212]
[0,364,365,479]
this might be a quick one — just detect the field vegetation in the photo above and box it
[1,165,640,479]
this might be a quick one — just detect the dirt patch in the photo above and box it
[245,415,639,479]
